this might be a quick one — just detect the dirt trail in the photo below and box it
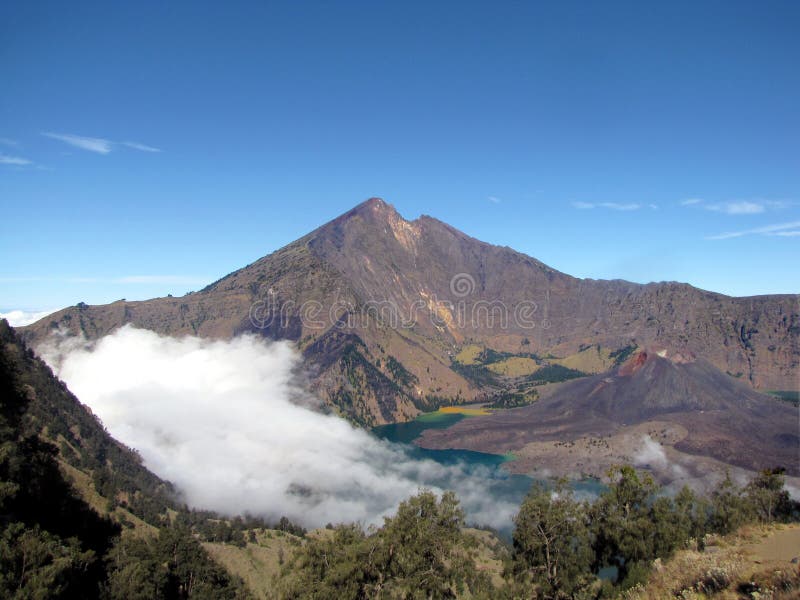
[744,524,800,568]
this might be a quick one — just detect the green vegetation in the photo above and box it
[524,363,586,385]
[486,356,540,377]
[1,321,120,598]
[329,340,417,425]
[449,359,502,388]
[451,346,587,398]
[277,491,493,599]
[767,390,800,406]
[386,355,419,389]
[107,526,247,599]
[484,389,539,409]
[271,466,798,599]
[609,344,637,367]
[510,480,593,598]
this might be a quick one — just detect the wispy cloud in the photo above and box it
[0,138,19,147]
[707,201,765,215]
[0,154,33,166]
[42,132,113,154]
[707,220,800,240]
[121,141,162,153]
[487,195,501,204]
[42,132,161,154]
[600,202,640,211]
[572,201,641,211]
[680,198,788,215]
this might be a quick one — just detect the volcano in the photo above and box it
[20,198,800,427]
[417,349,800,477]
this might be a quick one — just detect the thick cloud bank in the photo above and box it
[1,309,55,327]
[39,326,519,529]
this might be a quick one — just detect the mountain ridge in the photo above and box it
[20,198,800,425]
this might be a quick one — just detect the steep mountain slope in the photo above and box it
[418,349,800,477]
[0,320,249,597]
[20,198,800,425]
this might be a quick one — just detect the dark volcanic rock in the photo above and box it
[418,351,800,476]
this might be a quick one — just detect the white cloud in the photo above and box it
[487,196,501,204]
[770,230,800,237]
[121,141,162,153]
[680,198,703,206]
[707,201,765,215]
[0,154,33,166]
[0,137,18,147]
[42,132,113,154]
[599,202,640,211]
[42,132,161,154]
[707,220,800,240]
[633,435,667,468]
[37,326,520,530]
[572,201,641,211]
[0,309,56,327]
[633,435,688,479]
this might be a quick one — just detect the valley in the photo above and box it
[20,199,800,500]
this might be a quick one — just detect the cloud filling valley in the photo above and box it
[38,326,520,530]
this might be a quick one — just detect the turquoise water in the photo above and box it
[372,411,604,537]
[374,412,515,468]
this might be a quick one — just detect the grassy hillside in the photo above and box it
[623,523,800,599]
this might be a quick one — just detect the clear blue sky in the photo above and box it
[2,0,798,319]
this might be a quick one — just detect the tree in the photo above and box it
[709,471,751,535]
[279,490,493,599]
[106,526,247,599]
[511,480,593,599]
[745,467,795,523]
[590,466,659,585]
[280,523,383,600]
[380,490,491,599]
[0,523,96,599]
[649,486,706,558]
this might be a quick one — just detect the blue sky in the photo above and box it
[1,1,798,320]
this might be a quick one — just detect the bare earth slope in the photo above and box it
[20,198,800,425]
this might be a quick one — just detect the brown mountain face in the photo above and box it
[417,349,800,477]
[20,198,800,426]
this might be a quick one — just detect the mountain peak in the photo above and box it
[315,197,408,237]
[349,197,400,219]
